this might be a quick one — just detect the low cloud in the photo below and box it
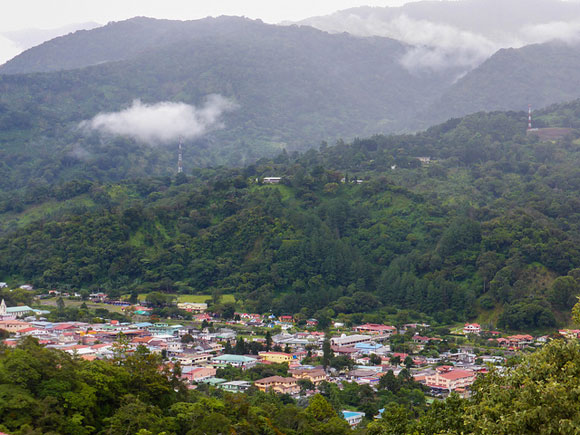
[522,20,580,45]
[0,34,22,65]
[391,15,499,72]
[296,2,580,74]
[80,95,237,144]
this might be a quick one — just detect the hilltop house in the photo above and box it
[463,323,481,335]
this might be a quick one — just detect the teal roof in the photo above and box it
[203,377,226,385]
[343,411,365,419]
[212,354,256,363]
[6,306,33,313]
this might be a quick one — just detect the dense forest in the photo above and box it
[2,104,580,330]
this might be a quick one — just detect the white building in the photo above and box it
[342,411,365,427]
[463,323,481,335]
[331,334,372,347]
[0,299,35,320]
[262,177,282,184]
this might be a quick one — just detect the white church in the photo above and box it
[0,299,35,320]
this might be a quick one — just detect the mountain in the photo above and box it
[0,17,213,74]
[1,103,579,329]
[418,41,580,127]
[291,0,580,76]
[0,22,102,66]
[0,16,451,192]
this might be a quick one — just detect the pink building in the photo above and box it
[425,369,476,391]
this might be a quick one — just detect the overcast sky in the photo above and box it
[0,0,439,32]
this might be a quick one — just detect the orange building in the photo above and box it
[254,376,299,394]
[289,368,327,385]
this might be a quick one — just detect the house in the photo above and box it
[202,377,227,387]
[177,353,212,366]
[193,313,213,322]
[331,346,358,356]
[559,329,580,339]
[400,323,431,333]
[254,376,299,394]
[342,411,365,427]
[262,177,282,184]
[347,369,379,382]
[289,368,327,385]
[425,368,476,391]
[0,319,30,333]
[181,367,216,383]
[278,315,294,323]
[506,334,534,349]
[463,323,481,335]
[148,323,183,336]
[353,324,396,337]
[177,302,208,313]
[481,356,505,364]
[220,380,252,393]
[259,351,293,364]
[211,354,258,369]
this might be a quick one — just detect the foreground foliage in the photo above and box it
[2,335,580,433]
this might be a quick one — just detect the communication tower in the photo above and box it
[177,138,183,174]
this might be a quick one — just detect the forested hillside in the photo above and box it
[2,105,580,330]
[0,17,451,192]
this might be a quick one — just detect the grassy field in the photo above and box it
[39,298,127,313]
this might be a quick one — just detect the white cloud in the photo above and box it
[0,35,22,66]
[522,20,580,44]
[80,95,237,144]
[389,15,499,72]
[295,1,580,73]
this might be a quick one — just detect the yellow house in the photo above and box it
[289,368,327,385]
[258,351,293,364]
[254,376,299,394]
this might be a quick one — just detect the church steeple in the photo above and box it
[0,299,6,316]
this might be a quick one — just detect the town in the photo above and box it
[0,289,572,429]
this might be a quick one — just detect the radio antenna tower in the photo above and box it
[177,138,183,174]
[528,104,532,129]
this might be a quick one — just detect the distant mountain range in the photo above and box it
[292,0,580,75]
[419,41,580,127]
[2,14,580,191]
[0,17,450,191]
